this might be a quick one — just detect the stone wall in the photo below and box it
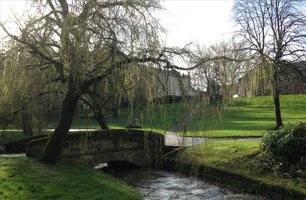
[26,129,165,167]
[5,134,51,153]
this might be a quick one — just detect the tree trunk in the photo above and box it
[274,94,283,128]
[273,71,283,129]
[112,109,118,118]
[38,87,79,164]
[138,102,143,118]
[22,112,33,136]
[94,112,109,129]
[37,120,42,134]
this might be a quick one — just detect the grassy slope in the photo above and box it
[179,141,306,195]
[182,94,306,137]
[0,157,142,200]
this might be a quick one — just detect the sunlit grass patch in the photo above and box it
[182,94,306,137]
[68,102,197,133]
[24,94,306,138]
[0,157,142,200]
[180,141,261,167]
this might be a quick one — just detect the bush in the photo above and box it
[261,122,306,163]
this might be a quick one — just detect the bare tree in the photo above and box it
[209,39,247,99]
[193,39,247,104]
[232,0,306,129]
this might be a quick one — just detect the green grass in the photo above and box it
[181,141,261,166]
[45,101,199,134]
[181,94,306,137]
[178,141,306,195]
[103,101,199,133]
[0,157,142,200]
[3,94,305,140]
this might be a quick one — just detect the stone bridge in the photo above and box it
[25,129,165,167]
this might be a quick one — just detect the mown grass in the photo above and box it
[181,141,261,167]
[0,157,142,200]
[181,94,306,137]
[178,141,306,195]
[67,94,306,137]
[45,101,199,134]
[2,94,305,143]
[102,101,199,133]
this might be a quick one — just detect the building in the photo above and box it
[156,70,193,97]
[238,62,306,97]
[279,62,306,95]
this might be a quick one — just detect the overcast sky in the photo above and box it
[0,0,236,48]
[160,0,236,48]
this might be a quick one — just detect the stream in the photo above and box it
[110,167,270,200]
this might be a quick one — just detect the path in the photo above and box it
[164,102,261,146]
[0,153,26,157]
[165,101,207,146]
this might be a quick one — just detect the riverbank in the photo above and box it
[0,157,142,200]
[162,141,306,200]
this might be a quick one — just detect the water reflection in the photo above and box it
[111,168,269,200]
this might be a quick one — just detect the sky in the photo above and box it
[0,0,236,48]
[160,0,236,48]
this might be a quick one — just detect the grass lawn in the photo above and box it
[103,101,200,133]
[2,94,305,144]
[0,157,142,200]
[46,101,199,133]
[178,140,306,195]
[180,94,306,137]
[66,94,305,137]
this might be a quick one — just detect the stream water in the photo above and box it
[110,167,270,200]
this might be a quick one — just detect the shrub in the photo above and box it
[261,122,306,163]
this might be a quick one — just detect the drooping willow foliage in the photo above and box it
[0,40,62,135]
[0,0,209,164]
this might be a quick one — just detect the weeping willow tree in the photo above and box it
[232,0,306,129]
[0,40,61,135]
[0,0,208,164]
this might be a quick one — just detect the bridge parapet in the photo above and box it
[26,129,165,167]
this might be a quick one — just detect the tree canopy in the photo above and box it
[0,0,206,164]
[232,0,306,128]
